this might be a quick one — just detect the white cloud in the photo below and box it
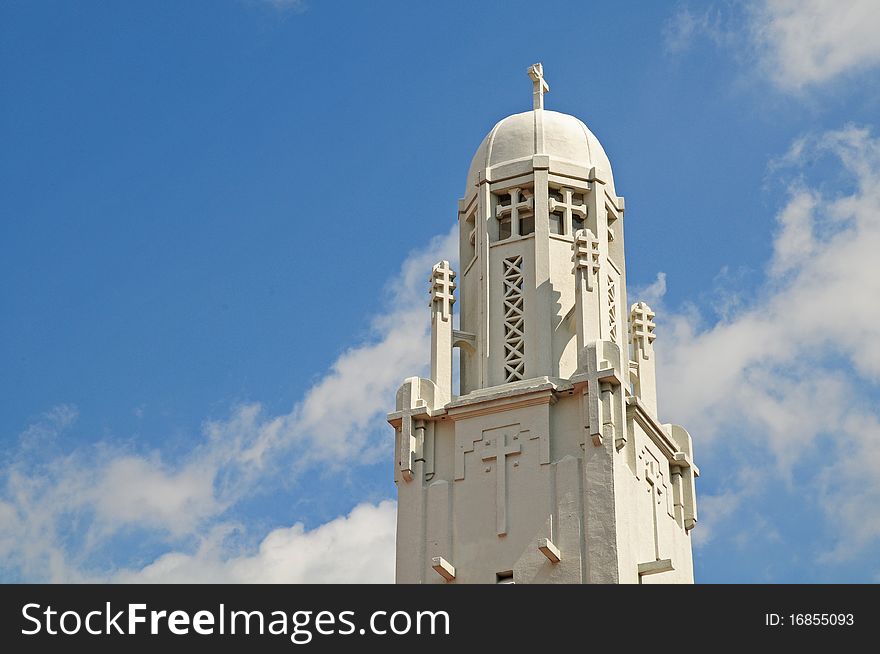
[16,404,77,453]
[666,1,880,90]
[90,457,219,536]
[115,500,397,583]
[750,0,880,90]
[768,184,818,276]
[663,6,727,53]
[0,437,228,581]
[198,225,459,473]
[0,226,457,582]
[629,272,667,309]
[6,115,878,578]
[657,125,880,561]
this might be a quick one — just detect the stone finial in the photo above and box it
[571,228,602,364]
[528,63,549,110]
[429,260,456,321]
[429,261,456,405]
[630,301,656,360]
[630,301,658,416]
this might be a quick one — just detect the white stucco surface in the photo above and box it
[391,64,698,584]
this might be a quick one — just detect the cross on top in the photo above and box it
[528,63,549,110]
[429,260,456,321]
[630,301,656,359]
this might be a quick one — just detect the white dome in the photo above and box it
[465,110,614,195]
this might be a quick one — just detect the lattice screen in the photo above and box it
[607,274,617,344]
[502,256,525,382]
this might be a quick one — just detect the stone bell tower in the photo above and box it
[389,64,699,584]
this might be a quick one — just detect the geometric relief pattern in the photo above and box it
[607,274,617,344]
[639,445,673,561]
[639,446,674,520]
[572,228,600,291]
[629,301,656,357]
[502,255,525,382]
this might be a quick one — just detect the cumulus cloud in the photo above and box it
[629,272,667,309]
[5,115,877,580]
[0,227,457,582]
[199,226,459,472]
[115,500,397,583]
[665,1,880,91]
[656,125,880,561]
[90,457,219,536]
[0,424,229,581]
[750,0,880,90]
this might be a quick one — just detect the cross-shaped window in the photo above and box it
[495,188,534,240]
[549,186,587,236]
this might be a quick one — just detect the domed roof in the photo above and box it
[465,110,614,196]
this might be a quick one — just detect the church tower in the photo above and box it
[389,65,699,584]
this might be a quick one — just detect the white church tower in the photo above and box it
[389,65,699,584]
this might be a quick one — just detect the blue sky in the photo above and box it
[2,0,879,582]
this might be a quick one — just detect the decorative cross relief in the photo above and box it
[577,342,623,449]
[572,229,602,354]
[639,446,673,561]
[630,302,656,360]
[429,260,456,321]
[454,425,544,479]
[481,430,522,536]
[573,228,600,292]
[397,416,425,482]
[549,187,587,236]
[579,382,618,451]
[393,377,435,483]
[527,63,549,110]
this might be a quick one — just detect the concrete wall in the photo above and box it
[394,384,695,584]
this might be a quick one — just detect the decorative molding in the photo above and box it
[638,559,673,577]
